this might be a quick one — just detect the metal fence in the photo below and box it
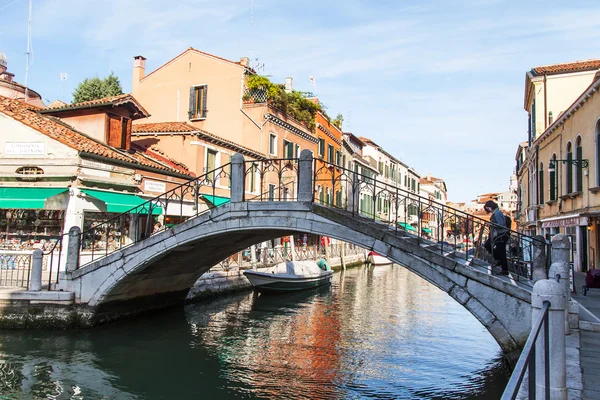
[215,243,365,271]
[0,251,32,288]
[312,159,542,279]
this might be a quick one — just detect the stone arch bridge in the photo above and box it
[57,151,540,361]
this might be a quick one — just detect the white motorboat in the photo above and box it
[243,260,333,292]
[367,251,392,265]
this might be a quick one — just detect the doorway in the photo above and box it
[580,225,589,272]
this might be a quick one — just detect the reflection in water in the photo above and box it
[0,265,509,399]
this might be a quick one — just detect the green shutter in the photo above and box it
[577,145,583,192]
[539,169,544,204]
[189,87,196,119]
[201,86,208,118]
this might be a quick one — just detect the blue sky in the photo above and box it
[2,0,600,202]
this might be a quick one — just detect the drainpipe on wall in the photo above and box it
[544,73,548,131]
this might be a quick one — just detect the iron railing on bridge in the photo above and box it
[35,155,543,289]
[312,158,543,279]
[37,158,301,287]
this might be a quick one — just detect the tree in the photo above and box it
[72,72,123,103]
[332,113,344,130]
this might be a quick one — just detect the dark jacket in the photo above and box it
[490,207,508,242]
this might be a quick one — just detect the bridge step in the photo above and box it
[466,257,488,269]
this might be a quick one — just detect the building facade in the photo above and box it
[516,59,600,272]
[131,48,320,201]
[0,95,193,262]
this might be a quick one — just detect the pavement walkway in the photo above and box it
[571,271,600,399]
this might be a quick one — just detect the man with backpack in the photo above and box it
[483,200,510,275]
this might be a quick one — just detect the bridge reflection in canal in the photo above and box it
[0,264,509,399]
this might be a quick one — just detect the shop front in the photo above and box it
[80,189,163,253]
[0,187,69,251]
[540,214,588,272]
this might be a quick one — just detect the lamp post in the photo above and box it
[547,159,589,172]
[548,158,589,196]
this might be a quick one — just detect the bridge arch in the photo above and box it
[61,202,531,361]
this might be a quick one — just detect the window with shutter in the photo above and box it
[189,85,208,119]
[269,134,277,156]
[576,137,583,192]
[566,142,573,194]
[206,149,217,181]
[283,140,294,159]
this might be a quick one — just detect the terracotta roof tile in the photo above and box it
[0,95,191,176]
[132,121,267,160]
[133,122,197,133]
[42,93,149,118]
[532,59,600,76]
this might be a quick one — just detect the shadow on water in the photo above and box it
[0,265,510,399]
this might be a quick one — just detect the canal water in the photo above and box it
[0,265,510,399]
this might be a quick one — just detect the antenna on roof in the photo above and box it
[24,0,32,102]
[60,72,68,100]
[249,0,254,62]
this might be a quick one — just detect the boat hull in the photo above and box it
[243,270,333,292]
[367,253,393,265]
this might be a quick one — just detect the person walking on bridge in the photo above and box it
[483,200,509,275]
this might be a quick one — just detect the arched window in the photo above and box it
[566,142,573,194]
[538,162,544,204]
[576,136,583,192]
[15,166,44,182]
[550,154,557,201]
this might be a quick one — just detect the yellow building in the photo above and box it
[517,59,600,271]
[527,72,600,271]
[524,59,600,142]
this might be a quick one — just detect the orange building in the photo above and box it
[130,48,320,200]
[314,110,343,205]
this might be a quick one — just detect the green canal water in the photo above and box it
[0,265,510,399]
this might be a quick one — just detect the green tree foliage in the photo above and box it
[245,75,323,130]
[332,113,344,130]
[72,72,123,103]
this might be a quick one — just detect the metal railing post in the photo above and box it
[532,279,567,399]
[29,249,42,291]
[230,153,245,203]
[532,235,548,283]
[298,150,314,202]
[65,226,81,272]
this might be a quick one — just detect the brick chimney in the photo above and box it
[132,55,146,95]
[240,57,249,67]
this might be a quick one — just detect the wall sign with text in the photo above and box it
[5,142,45,155]
[144,180,166,193]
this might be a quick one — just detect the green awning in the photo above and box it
[0,187,68,209]
[201,194,230,207]
[422,228,432,233]
[398,222,416,232]
[81,189,162,214]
